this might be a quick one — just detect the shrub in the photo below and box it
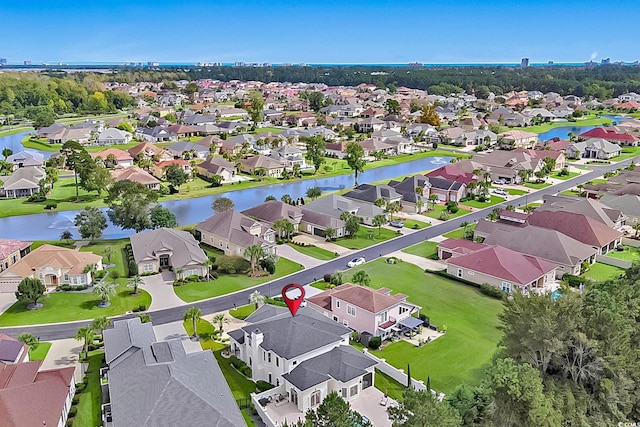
[128,260,137,277]
[132,304,147,312]
[256,380,274,392]
[27,193,46,202]
[260,257,276,274]
[351,331,360,342]
[323,273,333,283]
[72,395,80,405]
[240,365,252,377]
[45,202,58,210]
[413,224,419,229]
[158,186,170,195]
[61,284,73,291]
[439,324,448,333]
[477,195,487,202]
[368,336,382,350]
[562,273,586,288]
[227,268,236,274]
[68,407,78,417]
[95,270,107,279]
[419,314,430,326]
[448,206,459,214]
[479,283,507,300]
[217,255,250,274]
[75,383,86,393]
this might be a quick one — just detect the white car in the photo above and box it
[347,257,365,268]
[493,189,507,196]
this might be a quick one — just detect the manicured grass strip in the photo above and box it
[401,219,431,230]
[73,350,105,427]
[174,258,303,302]
[552,171,580,180]
[402,241,439,259]
[28,341,52,361]
[524,182,552,189]
[424,204,471,220]
[559,190,581,197]
[462,195,505,208]
[443,224,476,239]
[286,243,337,260]
[374,369,407,402]
[345,259,503,393]
[582,262,625,282]
[506,188,528,196]
[334,226,399,250]
[79,239,130,278]
[229,304,257,320]
[0,284,151,326]
[606,248,640,262]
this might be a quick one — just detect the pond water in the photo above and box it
[537,115,624,141]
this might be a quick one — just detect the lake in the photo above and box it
[537,115,623,141]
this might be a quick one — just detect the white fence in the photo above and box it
[595,254,632,269]
[622,237,640,248]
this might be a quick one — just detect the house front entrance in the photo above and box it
[362,372,373,389]
[159,255,170,268]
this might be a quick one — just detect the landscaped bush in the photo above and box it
[448,206,459,214]
[216,255,250,274]
[132,304,147,312]
[419,314,430,327]
[256,380,274,392]
[477,195,488,202]
[323,273,333,283]
[562,273,586,288]
[68,407,77,417]
[75,382,86,393]
[479,283,507,300]
[45,202,58,210]
[265,296,287,307]
[61,284,73,291]
[260,257,276,274]
[27,193,46,202]
[95,270,107,279]
[72,395,80,405]
[368,336,382,350]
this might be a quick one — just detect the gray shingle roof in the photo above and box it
[282,346,376,391]
[130,228,208,271]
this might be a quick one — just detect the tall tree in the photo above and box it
[75,326,96,361]
[60,230,73,242]
[184,306,202,337]
[244,244,266,275]
[149,205,178,228]
[212,313,230,332]
[163,164,188,192]
[2,147,12,159]
[388,388,462,427]
[249,290,265,309]
[93,282,117,307]
[91,316,112,338]
[385,98,401,115]
[74,207,108,241]
[373,214,386,235]
[247,90,265,124]
[419,104,441,127]
[61,140,91,202]
[305,135,327,174]
[17,333,38,350]
[305,186,322,200]
[15,277,46,307]
[105,180,158,232]
[79,160,113,196]
[127,275,144,295]
[212,197,235,213]
[344,141,366,186]
[273,218,294,240]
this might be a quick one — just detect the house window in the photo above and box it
[399,307,408,315]
[268,353,271,363]
[350,385,358,397]
[311,390,321,407]
[347,305,356,316]
[343,320,349,327]
[275,357,279,367]
[210,237,213,243]
[81,275,87,284]
[380,311,388,322]
[501,282,511,293]
[64,274,69,281]
[457,268,463,278]
[336,300,340,309]
[332,315,339,322]
[39,273,43,279]
[143,263,154,273]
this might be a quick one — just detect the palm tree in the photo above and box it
[75,326,96,361]
[137,313,152,323]
[331,270,344,287]
[60,230,73,242]
[127,275,144,295]
[244,245,266,275]
[103,246,114,265]
[212,313,230,332]
[92,316,112,339]
[1,147,12,160]
[203,258,215,279]
[249,290,265,309]
[428,194,440,210]
[373,214,386,236]
[324,227,336,242]
[386,201,400,221]
[93,282,116,307]
[273,218,292,240]
[184,306,202,338]
[374,197,386,207]
[17,333,38,350]
[416,199,425,213]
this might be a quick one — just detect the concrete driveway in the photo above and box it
[41,338,85,383]
[276,244,323,269]
[153,321,203,353]
[142,272,187,311]
[0,293,16,315]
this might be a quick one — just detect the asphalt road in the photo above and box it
[1,159,634,340]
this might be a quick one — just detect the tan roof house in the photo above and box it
[111,167,161,190]
[195,157,238,182]
[0,239,32,272]
[0,244,103,292]
[91,148,134,168]
[238,155,284,178]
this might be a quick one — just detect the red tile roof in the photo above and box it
[307,283,409,314]
[426,164,478,184]
[438,238,487,256]
[0,240,31,260]
[579,127,636,143]
[528,210,622,247]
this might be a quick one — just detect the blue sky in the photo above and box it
[2,0,638,64]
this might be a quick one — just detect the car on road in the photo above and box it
[347,257,366,268]
[389,220,404,228]
[492,188,507,196]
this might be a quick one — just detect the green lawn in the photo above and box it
[560,190,581,197]
[401,219,431,230]
[344,259,504,393]
[462,195,506,209]
[0,283,151,326]
[552,171,580,180]
[79,239,130,277]
[522,202,543,211]
[424,204,471,220]
[615,146,640,161]
[582,262,625,282]
[524,181,552,189]
[402,241,439,259]
[506,188,528,196]
[588,178,608,185]
[287,243,337,260]
[174,258,304,302]
[374,369,407,402]
[229,304,257,320]
[443,224,476,239]
[606,247,640,262]
[28,341,52,360]
[73,350,105,427]
[334,226,399,250]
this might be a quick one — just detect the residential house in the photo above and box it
[6,151,44,171]
[426,164,479,186]
[538,194,625,229]
[438,127,466,145]
[195,157,238,182]
[601,194,640,224]
[111,167,161,190]
[299,208,347,238]
[0,360,75,427]
[304,194,385,227]
[91,148,134,168]
[103,318,246,427]
[343,184,403,209]
[425,176,466,203]
[0,334,29,363]
[307,283,421,339]
[579,127,637,146]
[0,239,31,272]
[166,124,198,138]
[522,108,556,122]
[127,141,173,162]
[462,130,497,146]
[442,240,558,294]
[165,141,210,160]
[96,128,132,145]
[130,228,208,278]
[195,209,276,258]
[135,126,178,143]
[242,201,304,234]
[238,155,285,178]
[0,166,46,198]
[513,148,566,170]
[151,159,192,179]
[228,306,376,416]
[47,127,92,144]
[566,138,621,159]
[35,122,66,138]
[270,145,307,168]
[387,175,430,212]
[359,138,395,157]
[358,117,385,133]
[456,150,543,184]
[0,244,102,292]
[498,130,538,149]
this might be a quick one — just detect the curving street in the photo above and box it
[0,159,634,340]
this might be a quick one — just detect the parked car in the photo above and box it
[347,257,366,268]
[493,188,507,196]
[493,179,506,185]
[389,220,404,228]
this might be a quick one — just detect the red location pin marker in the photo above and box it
[282,283,305,317]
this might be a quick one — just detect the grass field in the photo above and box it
[552,171,581,180]
[463,195,505,209]
[334,226,399,250]
[342,259,504,393]
[582,262,625,282]
[400,219,431,230]
[73,350,104,427]
[287,243,337,260]
[174,258,303,302]
[28,341,52,360]
[229,304,257,320]
[401,241,439,259]
[615,146,640,161]
[424,204,471,220]
[524,116,615,134]
[375,370,407,402]
[606,247,640,262]
[559,190,581,197]
[506,188,528,196]
[443,224,476,239]
[524,181,552,189]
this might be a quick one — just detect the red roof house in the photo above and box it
[426,164,478,185]
[579,127,637,146]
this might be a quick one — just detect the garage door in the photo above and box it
[313,227,325,237]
